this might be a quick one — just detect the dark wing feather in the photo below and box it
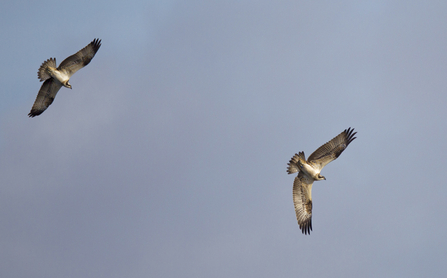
[307,127,357,170]
[293,172,314,235]
[28,78,62,117]
[58,38,101,77]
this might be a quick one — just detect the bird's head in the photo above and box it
[64,81,72,89]
[317,174,326,181]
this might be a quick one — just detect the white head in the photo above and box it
[316,174,326,181]
[63,81,72,89]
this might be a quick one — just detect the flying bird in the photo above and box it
[28,38,102,117]
[287,127,357,235]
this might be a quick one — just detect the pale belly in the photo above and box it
[49,68,69,83]
[301,163,321,180]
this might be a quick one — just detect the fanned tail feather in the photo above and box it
[287,151,306,174]
[37,58,56,81]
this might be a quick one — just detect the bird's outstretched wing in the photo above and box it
[28,78,62,117]
[293,172,314,235]
[307,127,357,170]
[58,38,101,77]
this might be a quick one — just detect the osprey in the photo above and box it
[287,127,356,235]
[28,38,102,117]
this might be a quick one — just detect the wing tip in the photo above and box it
[345,127,357,145]
[300,219,312,235]
[28,110,40,117]
[91,38,102,52]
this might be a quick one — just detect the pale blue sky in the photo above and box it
[1,1,447,277]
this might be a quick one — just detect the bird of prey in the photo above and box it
[287,127,357,235]
[28,38,102,117]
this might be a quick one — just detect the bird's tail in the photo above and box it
[37,58,56,81]
[287,151,306,174]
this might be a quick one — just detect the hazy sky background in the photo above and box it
[1,1,447,277]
